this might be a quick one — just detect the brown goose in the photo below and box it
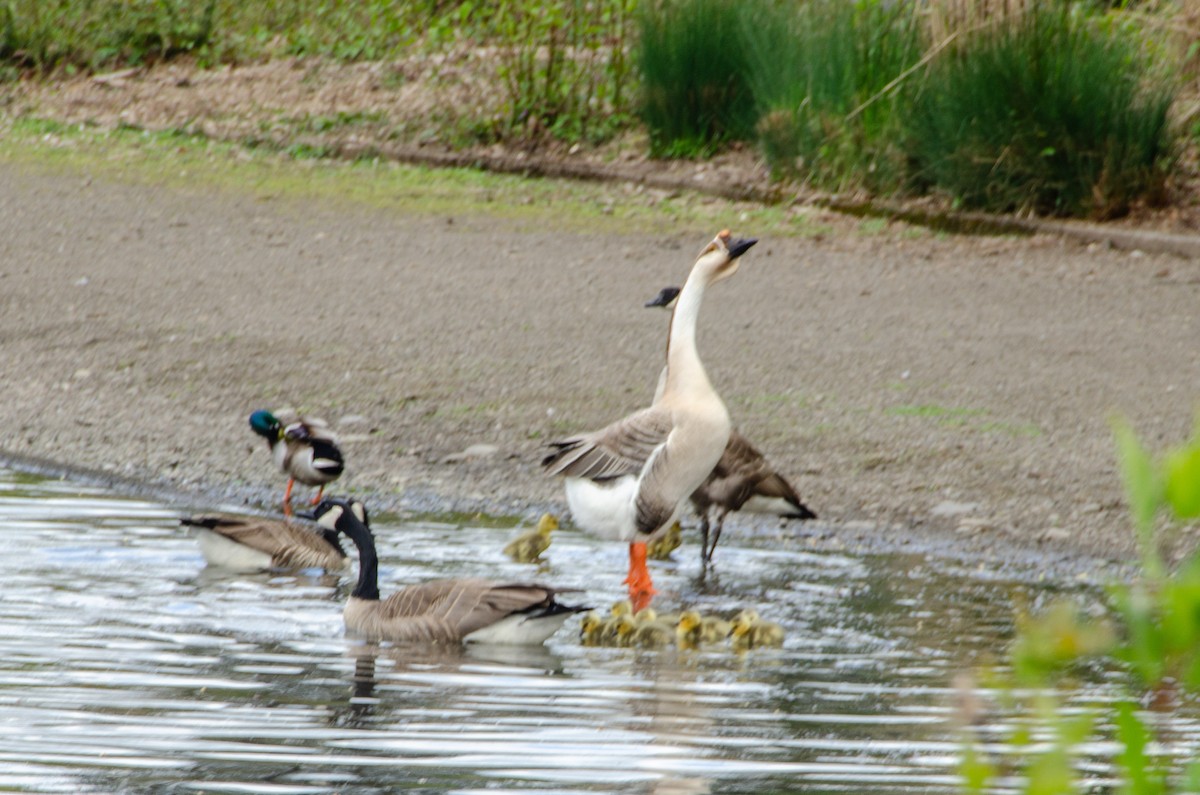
[249,409,345,515]
[309,498,587,645]
[646,286,817,563]
[543,230,756,608]
[183,514,349,572]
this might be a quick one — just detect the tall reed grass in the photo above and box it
[745,0,924,192]
[905,2,1175,218]
[636,0,757,157]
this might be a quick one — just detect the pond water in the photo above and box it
[0,468,1120,794]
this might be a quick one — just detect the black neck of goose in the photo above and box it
[339,515,380,601]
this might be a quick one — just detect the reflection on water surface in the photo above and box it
[0,469,1110,793]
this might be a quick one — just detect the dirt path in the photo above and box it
[1,160,1197,570]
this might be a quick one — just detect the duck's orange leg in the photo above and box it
[624,541,658,612]
[310,485,325,505]
[282,477,296,516]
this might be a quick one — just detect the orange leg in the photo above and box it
[282,477,296,517]
[310,485,325,505]
[624,541,657,612]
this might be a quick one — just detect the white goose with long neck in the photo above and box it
[543,230,755,605]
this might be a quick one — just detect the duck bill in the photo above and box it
[727,238,757,259]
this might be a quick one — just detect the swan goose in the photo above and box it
[543,230,756,609]
[307,498,586,645]
[249,409,345,515]
[644,286,817,564]
[183,513,349,572]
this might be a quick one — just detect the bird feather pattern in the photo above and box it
[542,407,674,481]
[345,579,574,644]
[182,514,347,569]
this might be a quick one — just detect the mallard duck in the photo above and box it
[543,231,756,609]
[646,520,682,561]
[182,513,348,572]
[249,408,345,515]
[647,286,817,565]
[308,497,586,645]
[676,609,733,647]
[503,513,558,563]
[730,609,785,651]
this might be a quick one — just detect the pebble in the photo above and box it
[931,500,980,517]
[443,443,500,463]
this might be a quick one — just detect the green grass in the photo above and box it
[905,2,1176,218]
[636,0,758,157]
[0,116,826,238]
[745,0,924,192]
[1,0,638,147]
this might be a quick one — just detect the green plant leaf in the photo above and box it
[1113,417,1164,576]
[1164,443,1200,519]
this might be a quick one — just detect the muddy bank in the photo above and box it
[0,161,1198,577]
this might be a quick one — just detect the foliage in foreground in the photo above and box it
[960,413,1200,793]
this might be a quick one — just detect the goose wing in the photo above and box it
[372,579,569,643]
[707,432,816,518]
[181,515,345,568]
[542,406,674,481]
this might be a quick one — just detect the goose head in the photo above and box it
[249,409,283,441]
[694,229,757,286]
[644,286,681,309]
[309,497,371,532]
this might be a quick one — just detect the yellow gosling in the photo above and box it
[610,599,634,618]
[677,610,733,647]
[730,609,785,651]
[579,610,606,646]
[503,513,559,563]
[646,520,683,561]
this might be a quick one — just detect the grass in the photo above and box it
[905,2,1176,218]
[0,116,826,238]
[636,0,758,157]
[745,0,924,192]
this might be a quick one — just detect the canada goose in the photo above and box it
[730,609,785,650]
[308,497,586,645]
[644,285,817,564]
[646,520,682,561]
[182,513,349,572]
[676,609,733,647]
[503,513,559,563]
[543,230,756,608]
[249,409,345,515]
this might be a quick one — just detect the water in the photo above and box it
[0,468,1122,794]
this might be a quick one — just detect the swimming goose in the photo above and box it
[543,230,756,608]
[308,497,587,645]
[182,514,349,572]
[644,286,817,563]
[503,513,559,563]
[249,409,345,515]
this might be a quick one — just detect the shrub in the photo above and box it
[636,0,758,157]
[906,2,1176,218]
[746,0,924,192]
